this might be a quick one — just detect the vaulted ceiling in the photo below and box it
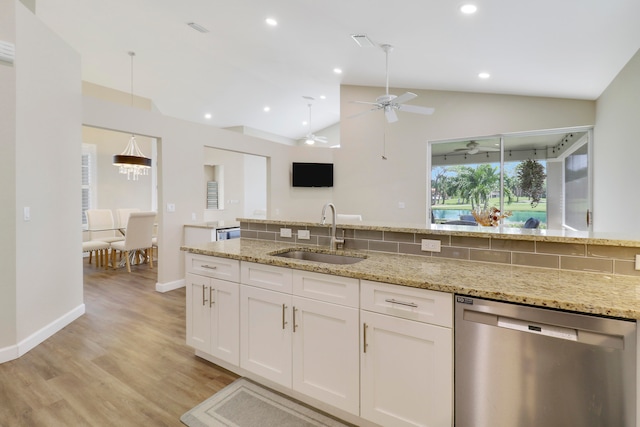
[35,0,640,142]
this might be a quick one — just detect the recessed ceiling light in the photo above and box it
[320,95,326,100]
[460,4,478,14]
[478,72,491,79]
[302,121,308,126]
[263,106,271,112]
[333,68,342,74]
[204,113,212,119]
[265,17,278,26]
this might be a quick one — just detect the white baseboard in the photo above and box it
[0,303,85,364]
[156,278,184,293]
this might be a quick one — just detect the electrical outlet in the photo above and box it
[398,202,406,209]
[166,203,175,212]
[280,228,292,238]
[421,239,441,252]
[298,230,310,240]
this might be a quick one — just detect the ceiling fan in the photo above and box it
[351,44,435,123]
[453,141,500,155]
[300,97,327,145]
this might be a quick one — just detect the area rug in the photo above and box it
[180,378,351,427]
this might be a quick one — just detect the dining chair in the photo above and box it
[110,211,156,272]
[116,208,141,229]
[86,209,125,244]
[82,240,110,268]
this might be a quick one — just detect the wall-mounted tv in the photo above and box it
[292,162,333,187]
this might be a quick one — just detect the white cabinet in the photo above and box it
[240,285,292,386]
[292,294,359,414]
[240,263,360,415]
[185,254,240,366]
[360,280,453,427]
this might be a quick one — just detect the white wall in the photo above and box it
[593,48,640,233]
[338,85,596,224]
[244,154,267,218]
[0,0,18,351]
[0,1,83,361]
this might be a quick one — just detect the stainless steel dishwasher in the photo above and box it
[455,295,636,427]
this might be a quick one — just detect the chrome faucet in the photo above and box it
[321,202,344,250]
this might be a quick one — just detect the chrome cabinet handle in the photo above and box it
[293,307,298,333]
[282,304,288,330]
[209,287,215,307]
[202,286,208,306]
[363,323,368,353]
[201,264,217,270]
[385,298,418,308]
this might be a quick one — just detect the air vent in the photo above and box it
[350,34,375,47]
[0,41,15,64]
[187,22,210,33]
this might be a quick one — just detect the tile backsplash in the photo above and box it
[240,221,640,278]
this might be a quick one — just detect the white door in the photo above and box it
[209,278,240,365]
[292,296,360,415]
[185,273,211,353]
[240,285,292,387]
[361,311,453,427]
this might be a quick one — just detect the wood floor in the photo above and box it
[0,260,238,427]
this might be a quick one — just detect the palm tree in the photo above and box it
[456,165,500,210]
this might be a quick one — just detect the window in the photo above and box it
[428,128,592,230]
[81,144,97,227]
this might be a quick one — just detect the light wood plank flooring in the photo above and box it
[0,259,238,427]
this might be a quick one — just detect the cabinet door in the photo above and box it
[240,285,292,387]
[292,296,360,415]
[209,278,239,365]
[361,311,453,427]
[185,273,211,353]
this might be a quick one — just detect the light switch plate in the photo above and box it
[166,203,176,212]
[421,239,441,252]
[635,254,640,270]
[298,230,310,240]
[280,228,292,238]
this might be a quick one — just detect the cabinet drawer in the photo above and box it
[361,280,452,328]
[185,253,240,281]
[241,262,293,293]
[292,270,359,308]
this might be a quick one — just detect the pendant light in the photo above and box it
[113,51,152,180]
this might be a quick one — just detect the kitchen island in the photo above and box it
[181,220,640,427]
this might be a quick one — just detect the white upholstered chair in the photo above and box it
[116,208,141,229]
[86,209,125,244]
[110,211,156,272]
[82,240,110,268]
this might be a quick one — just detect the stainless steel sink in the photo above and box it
[271,249,365,265]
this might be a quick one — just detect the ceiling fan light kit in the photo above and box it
[300,98,328,146]
[351,44,435,123]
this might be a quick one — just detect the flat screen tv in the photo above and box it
[292,162,333,187]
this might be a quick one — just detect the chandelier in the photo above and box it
[113,51,151,180]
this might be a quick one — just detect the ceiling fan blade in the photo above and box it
[397,104,435,115]
[385,107,398,123]
[393,92,418,105]
[314,135,328,142]
[351,100,381,107]
[348,107,379,119]
[477,146,500,152]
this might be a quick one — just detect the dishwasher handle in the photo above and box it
[498,316,578,341]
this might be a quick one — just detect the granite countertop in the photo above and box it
[181,238,640,320]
